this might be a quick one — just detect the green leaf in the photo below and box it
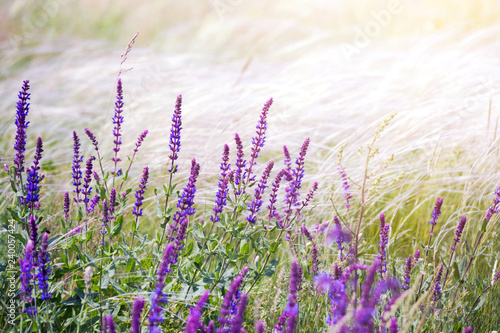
[240,241,250,255]
[480,219,488,233]
[111,215,123,236]
[453,262,461,281]
[270,241,281,254]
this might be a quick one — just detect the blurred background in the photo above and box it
[1,0,500,223]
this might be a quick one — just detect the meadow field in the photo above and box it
[1,1,500,332]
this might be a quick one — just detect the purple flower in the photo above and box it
[87,194,100,215]
[25,140,43,210]
[244,98,273,185]
[111,79,124,167]
[32,136,43,171]
[63,191,70,219]
[131,297,145,333]
[283,138,310,227]
[19,240,35,304]
[378,213,390,276]
[37,232,51,300]
[132,166,149,216]
[429,198,443,232]
[109,188,117,214]
[413,249,420,267]
[228,293,247,333]
[485,187,500,223]
[234,133,246,195]
[390,317,398,333]
[211,144,231,223]
[82,156,94,210]
[84,128,99,152]
[93,171,101,183]
[267,169,287,228]
[464,327,472,333]
[185,290,210,333]
[134,129,148,154]
[430,264,443,310]
[170,159,200,246]
[219,266,248,330]
[168,95,182,173]
[334,265,343,280]
[275,262,300,332]
[451,216,467,251]
[256,321,264,333]
[328,216,352,260]
[285,313,296,333]
[247,160,274,224]
[402,256,413,291]
[338,167,352,212]
[149,243,175,332]
[283,146,292,176]
[14,80,30,177]
[72,131,83,203]
[29,215,38,251]
[102,314,117,333]
[100,199,110,240]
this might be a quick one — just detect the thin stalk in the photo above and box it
[452,232,484,302]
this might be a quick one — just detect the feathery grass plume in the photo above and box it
[14,80,30,178]
[37,232,51,300]
[378,213,390,277]
[338,166,352,212]
[132,166,149,216]
[234,133,246,195]
[274,262,300,332]
[131,297,145,333]
[168,95,182,173]
[19,240,35,304]
[185,290,210,333]
[71,131,83,203]
[247,160,274,224]
[169,158,200,244]
[111,78,124,171]
[63,191,70,220]
[219,266,248,330]
[82,156,94,211]
[211,144,230,223]
[244,98,273,185]
[149,243,174,333]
